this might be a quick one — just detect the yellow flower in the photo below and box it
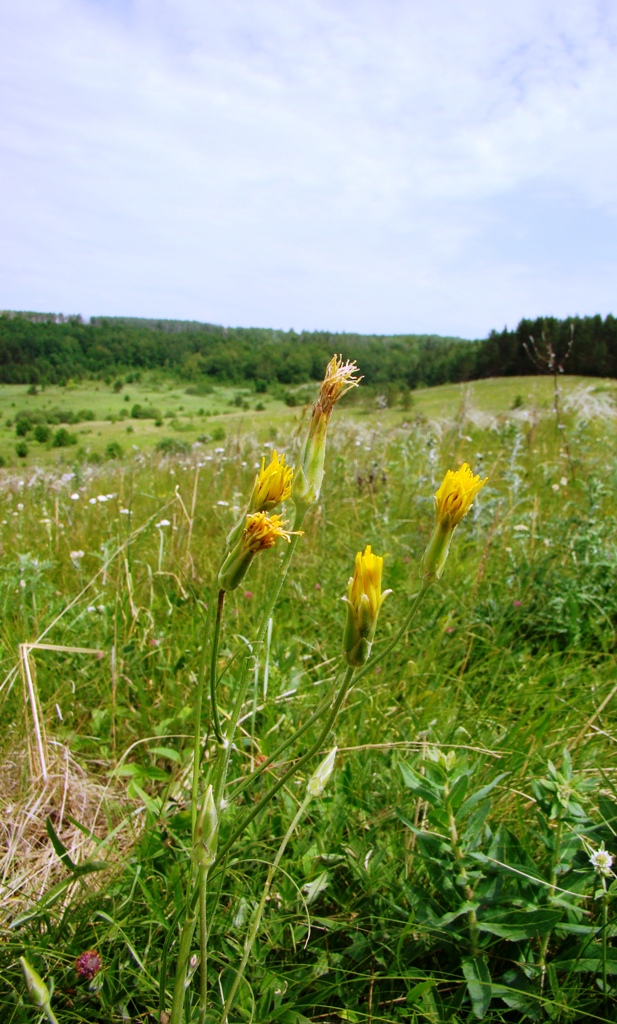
[421,463,487,582]
[218,513,299,590]
[434,463,487,528]
[343,545,391,667]
[249,450,293,512]
[294,355,362,510]
[243,512,294,552]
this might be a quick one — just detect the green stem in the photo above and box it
[538,817,563,989]
[220,792,313,1023]
[216,665,355,863]
[43,1005,60,1024]
[602,878,608,1018]
[191,596,215,836]
[170,886,200,1024]
[209,589,226,748]
[446,796,479,958]
[198,868,208,1024]
[255,511,304,644]
[352,580,431,687]
[228,677,342,803]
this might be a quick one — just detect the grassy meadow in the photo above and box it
[1,371,617,1022]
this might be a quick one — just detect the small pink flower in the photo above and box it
[374,665,382,674]
[75,950,102,980]
[513,600,522,608]
[243,590,254,600]
[445,626,455,634]
[314,582,322,591]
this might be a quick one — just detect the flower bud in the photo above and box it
[343,545,391,667]
[421,463,487,582]
[307,747,337,796]
[20,956,50,1008]
[192,785,219,869]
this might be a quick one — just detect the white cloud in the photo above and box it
[1,0,616,336]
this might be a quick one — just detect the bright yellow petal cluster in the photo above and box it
[250,450,293,512]
[243,512,294,553]
[343,545,391,667]
[434,463,487,528]
[316,354,362,419]
[347,545,389,620]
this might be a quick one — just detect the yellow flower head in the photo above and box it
[434,463,487,528]
[249,449,293,512]
[420,463,487,583]
[343,545,391,667]
[316,354,362,419]
[243,512,294,553]
[218,512,300,590]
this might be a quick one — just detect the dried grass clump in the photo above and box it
[0,740,140,924]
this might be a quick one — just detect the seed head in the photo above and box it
[315,355,362,419]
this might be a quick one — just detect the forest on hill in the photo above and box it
[0,310,616,387]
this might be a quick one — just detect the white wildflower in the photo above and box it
[590,848,614,877]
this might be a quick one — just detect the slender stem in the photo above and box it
[352,580,431,687]
[228,672,343,804]
[191,596,215,835]
[170,887,199,1024]
[538,817,562,989]
[43,1005,60,1024]
[209,590,226,747]
[198,868,208,1024]
[216,666,355,863]
[220,792,313,1023]
[255,519,303,644]
[446,797,479,958]
[601,877,608,1018]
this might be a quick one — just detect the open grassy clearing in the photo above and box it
[1,373,615,470]
[1,373,617,1022]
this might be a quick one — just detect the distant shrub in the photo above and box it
[254,379,268,393]
[255,402,265,411]
[51,427,77,448]
[113,379,124,392]
[76,408,96,421]
[27,384,38,395]
[15,441,28,458]
[34,424,51,444]
[131,403,162,420]
[15,419,30,437]
[512,394,525,409]
[155,437,191,456]
[105,441,123,460]
[0,455,5,468]
[211,425,226,442]
[185,381,214,396]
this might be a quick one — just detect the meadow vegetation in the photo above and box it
[1,371,617,1022]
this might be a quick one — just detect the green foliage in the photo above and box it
[33,424,51,443]
[51,426,77,447]
[1,394,617,1022]
[105,441,123,459]
[155,436,191,456]
[15,440,28,457]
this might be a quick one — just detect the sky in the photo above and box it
[1,0,617,339]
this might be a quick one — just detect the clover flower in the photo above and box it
[590,847,614,877]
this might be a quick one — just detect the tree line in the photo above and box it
[0,311,615,388]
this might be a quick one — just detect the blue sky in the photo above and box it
[1,0,616,338]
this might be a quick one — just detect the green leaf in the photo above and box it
[457,773,509,819]
[462,956,492,1019]
[406,979,437,1004]
[45,816,77,871]
[478,909,561,940]
[399,762,440,804]
[150,745,181,762]
[302,871,330,905]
